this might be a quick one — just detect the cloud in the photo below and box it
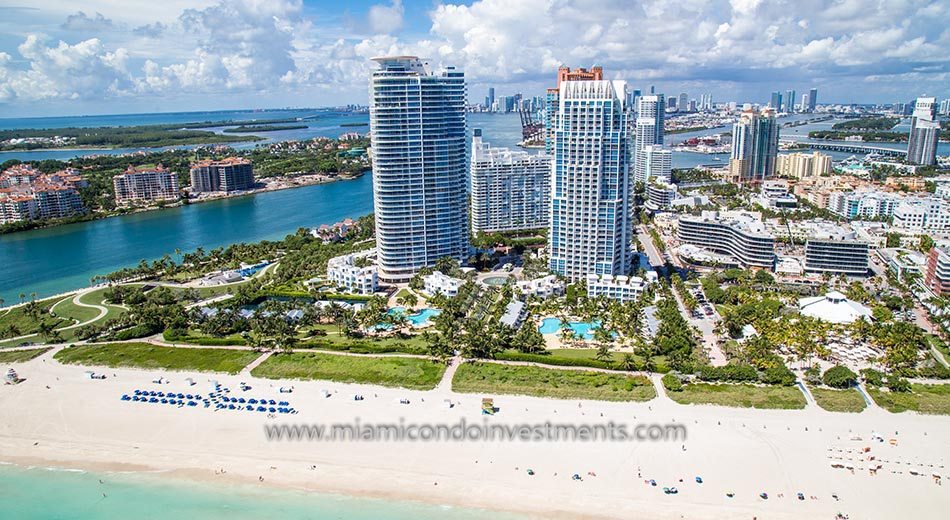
[133,22,167,38]
[61,11,114,31]
[368,0,404,34]
[0,0,948,107]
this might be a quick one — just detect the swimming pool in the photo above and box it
[538,317,601,340]
[482,276,512,286]
[383,307,442,327]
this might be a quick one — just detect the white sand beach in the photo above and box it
[1,351,948,519]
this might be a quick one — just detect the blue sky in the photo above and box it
[0,0,947,117]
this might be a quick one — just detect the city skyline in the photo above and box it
[0,0,948,117]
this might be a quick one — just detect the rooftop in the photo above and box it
[798,291,872,324]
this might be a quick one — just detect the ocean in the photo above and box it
[0,464,521,519]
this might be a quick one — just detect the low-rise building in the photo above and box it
[516,275,565,299]
[422,271,464,297]
[892,198,950,233]
[677,211,776,269]
[499,300,527,328]
[827,190,901,219]
[326,251,378,295]
[113,165,180,205]
[925,246,950,296]
[646,181,677,210]
[803,225,869,277]
[586,272,657,303]
[878,248,926,282]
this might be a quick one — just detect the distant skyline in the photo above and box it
[0,0,948,117]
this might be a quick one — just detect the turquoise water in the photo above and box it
[482,276,511,286]
[379,307,441,329]
[0,464,519,520]
[537,317,601,340]
[0,174,374,303]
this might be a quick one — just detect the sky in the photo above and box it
[0,0,947,117]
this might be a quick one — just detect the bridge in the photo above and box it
[782,139,907,157]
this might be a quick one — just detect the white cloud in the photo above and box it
[0,0,947,107]
[368,0,404,34]
[61,11,114,31]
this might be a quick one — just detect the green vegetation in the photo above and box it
[0,297,68,341]
[666,382,807,409]
[832,117,899,131]
[452,362,656,401]
[662,373,683,392]
[50,297,102,324]
[808,130,906,142]
[494,349,668,373]
[811,387,867,413]
[54,343,259,374]
[223,125,308,133]
[0,347,52,362]
[867,384,950,415]
[822,365,858,389]
[0,123,261,151]
[251,351,445,390]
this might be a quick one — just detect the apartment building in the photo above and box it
[892,198,950,232]
[586,273,657,303]
[925,246,950,296]
[113,165,180,205]
[677,211,776,269]
[189,157,255,194]
[803,224,869,277]
[775,151,832,179]
[326,252,379,295]
[0,164,86,224]
[422,271,464,297]
[470,129,550,233]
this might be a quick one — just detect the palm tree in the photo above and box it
[620,353,636,371]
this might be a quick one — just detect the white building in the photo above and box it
[586,272,657,303]
[827,190,901,219]
[907,96,940,166]
[677,211,776,269]
[775,152,832,179]
[516,275,566,299]
[892,198,950,233]
[549,79,633,281]
[326,252,379,295]
[646,180,677,210]
[634,95,665,185]
[369,56,469,283]
[637,145,672,185]
[798,291,872,324]
[422,271,464,297]
[470,129,550,233]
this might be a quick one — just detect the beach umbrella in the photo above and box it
[269,407,276,413]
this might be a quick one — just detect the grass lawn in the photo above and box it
[78,288,128,320]
[810,387,867,413]
[667,382,807,409]
[54,343,259,374]
[926,335,950,366]
[452,362,656,402]
[0,347,52,363]
[0,297,68,338]
[50,297,102,324]
[301,329,428,355]
[867,384,950,415]
[252,352,445,390]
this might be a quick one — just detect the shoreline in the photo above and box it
[0,170,365,239]
[1,354,948,519]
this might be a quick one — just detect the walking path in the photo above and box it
[241,351,274,375]
[2,289,110,345]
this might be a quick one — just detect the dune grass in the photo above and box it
[452,362,656,402]
[0,347,52,363]
[251,351,445,390]
[810,387,867,413]
[867,384,950,415]
[666,382,807,409]
[54,343,258,374]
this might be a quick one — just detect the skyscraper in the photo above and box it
[799,93,809,112]
[785,90,796,113]
[679,92,688,112]
[368,56,469,283]
[634,94,665,185]
[488,87,495,110]
[641,145,672,184]
[907,96,940,166]
[729,107,779,184]
[808,88,818,112]
[544,66,604,154]
[940,98,950,116]
[770,91,782,110]
[549,79,633,281]
[470,129,550,233]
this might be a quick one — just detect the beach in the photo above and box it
[1,351,948,519]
